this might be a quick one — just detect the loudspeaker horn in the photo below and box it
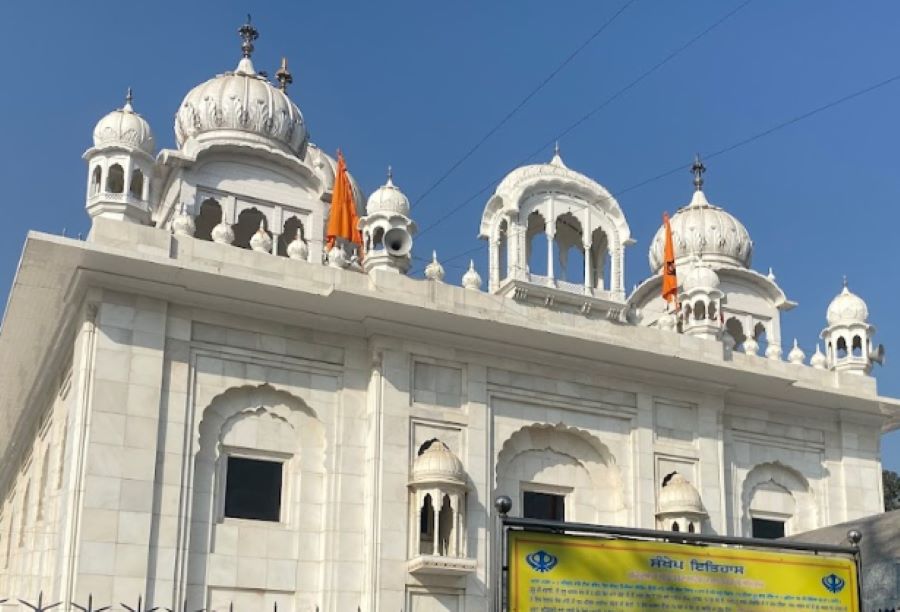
[869,343,886,366]
[384,227,412,257]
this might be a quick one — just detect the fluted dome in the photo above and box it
[174,56,308,157]
[658,473,704,515]
[650,189,752,274]
[826,283,868,326]
[411,441,466,486]
[681,261,720,293]
[93,91,155,155]
[367,170,410,215]
[462,260,482,291]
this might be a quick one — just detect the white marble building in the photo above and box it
[0,21,898,612]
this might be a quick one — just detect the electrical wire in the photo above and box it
[413,0,639,206]
[412,69,900,276]
[414,0,755,240]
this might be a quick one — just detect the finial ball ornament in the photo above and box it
[494,495,513,516]
[847,529,862,546]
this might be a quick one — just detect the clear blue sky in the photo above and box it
[2,2,900,468]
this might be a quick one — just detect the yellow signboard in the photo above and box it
[508,531,859,611]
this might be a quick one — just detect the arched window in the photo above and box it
[194,198,222,242]
[754,322,768,355]
[90,166,102,196]
[694,301,706,321]
[688,522,695,533]
[554,213,584,285]
[129,168,144,199]
[708,302,717,321]
[233,208,267,249]
[438,495,453,555]
[683,304,692,321]
[589,226,610,291]
[419,494,435,555]
[37,448,50,521]
[525,212,547,277]
[106,164,124,193]
[725,317,746,348]
[852,335,863,357]
[671,521,680,532]
[277,216,305,256]
[836,337,848,359]
[498,219,509,281]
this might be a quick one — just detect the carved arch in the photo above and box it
[740,461,816,537]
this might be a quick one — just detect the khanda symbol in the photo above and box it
[526,550,558,573]
[822,573,846,594]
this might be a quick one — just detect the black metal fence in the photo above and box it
[0,595,329,612]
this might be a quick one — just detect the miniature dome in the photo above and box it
[461,260,482,291]
[174,23,307,157]
[411,441,466,486]
[425,251,445,282]
[367,169,410,216]
[787,339,806,365]
[649,189,752,274]
[658,472,704,515]
[826,283,869,326]
[93,90,155,155]
[681,260,720,293]
[287,235,309,260]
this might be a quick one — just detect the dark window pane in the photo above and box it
[523,491,565,521]
[752,518,785,539]
[224,457,283,521]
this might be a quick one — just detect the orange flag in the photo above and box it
[326,151,363,252]
[661,212,678,308]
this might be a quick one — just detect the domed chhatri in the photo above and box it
[93,88,156,156]
[649,158,752,274]
[681,259,720,293]
[411,440,466,486]
[366,166,410,216]
[658,472,704,515]
[174,18,308,157]
[826,280,869,326]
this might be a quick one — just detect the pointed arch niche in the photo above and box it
[495,423,625,525]
[740,462,816,538]
[185,384,326,610]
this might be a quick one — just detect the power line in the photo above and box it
[413,0,639,206]
[415,69,900,276]
[415,0,754,239]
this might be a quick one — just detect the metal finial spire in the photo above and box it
[125,87,133,106]
[691,153,706,191]
[275,56,293,92]
[387,165,393,180]
[554,141,560,156]
[842,275,848,289]
[238,15,259,59]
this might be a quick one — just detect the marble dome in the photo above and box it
[681,261,720,293]
[826,283,869,326]
[649,189,752,274]
[366,170,410,216]
[174,55,308,157]
[93,91,155,155]
[658,472,704,515]
[411,441,465,486]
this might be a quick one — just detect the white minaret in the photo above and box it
[359,167,416,274]
[678,257,724,341]
[83,89,155,225]
[821,279,881,375]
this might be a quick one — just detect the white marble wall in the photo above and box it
[0,287,886,611]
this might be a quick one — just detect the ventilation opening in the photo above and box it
[523,491,565,521]
[223,457,283,522]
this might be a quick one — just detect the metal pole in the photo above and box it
[493,495,512,612]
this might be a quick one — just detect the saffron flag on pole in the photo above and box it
[661,212,678,308]
[326,150,363,253]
